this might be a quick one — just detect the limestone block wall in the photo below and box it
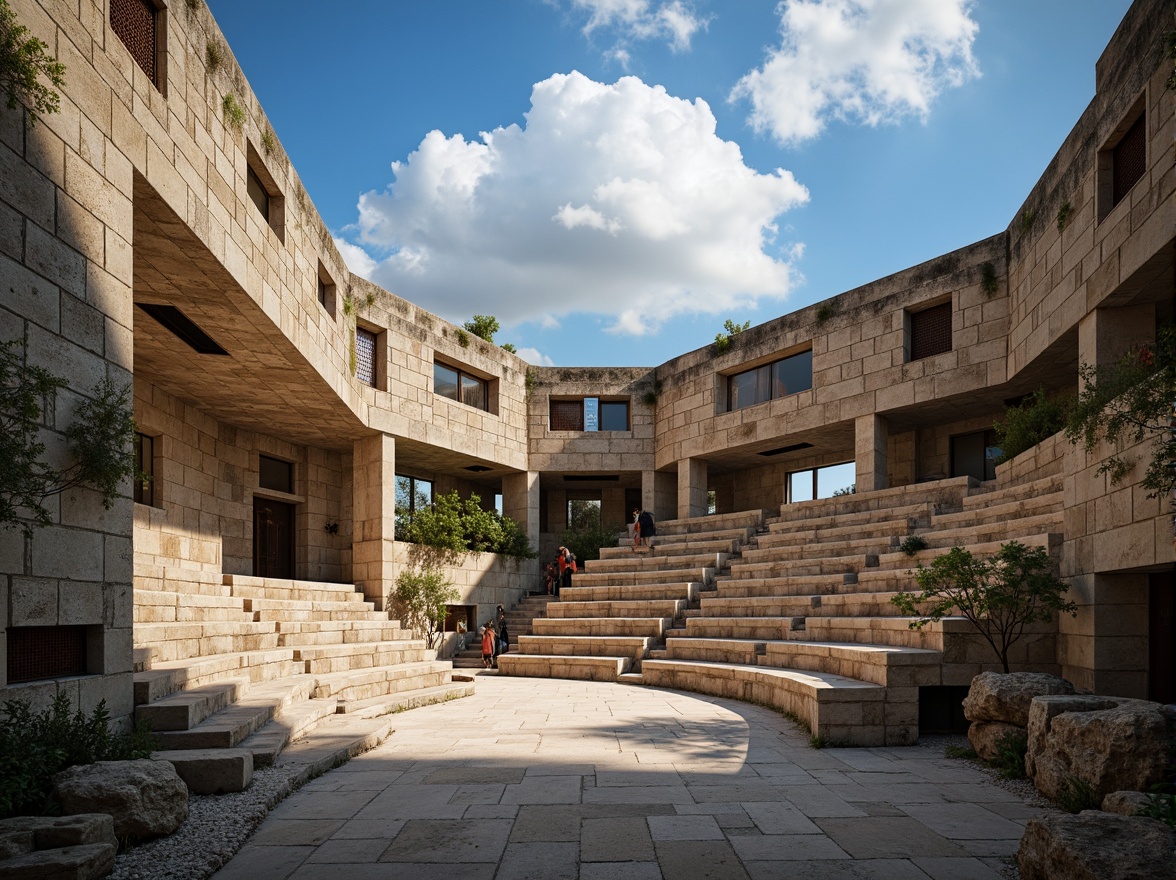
[134,380,347,584]
[652,235,1009,472]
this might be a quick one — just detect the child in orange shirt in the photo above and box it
[481,622,496,669]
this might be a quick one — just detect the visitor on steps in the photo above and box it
[559,546,576,593]
[481,622,495,669]
[628,507,640,543]
[496,605,509,656]
[456,619,467,652]
[544,562,558,595]
[636,509,656,551]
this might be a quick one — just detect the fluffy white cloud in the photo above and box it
[345,72,808,336]
[572,0,706,52]
[514,347,556,367]
[731,0,979,145]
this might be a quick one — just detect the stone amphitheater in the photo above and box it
[0,0,1172,808]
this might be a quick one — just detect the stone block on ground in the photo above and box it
[1017,812,1175,880]
[1026,695,1175,802]
[52,759,188,839]
[0,843,116,879]
[1101,790,1151,816]
[963,671,1075,727]
[0,814,116,859]
[967,720,1025,763]
[153,749,253,795]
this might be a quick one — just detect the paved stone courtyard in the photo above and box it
[212,676,1044,879]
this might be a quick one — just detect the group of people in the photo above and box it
[544,545,577,596]
[477,604,510,669]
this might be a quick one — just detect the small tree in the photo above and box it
[392,564,459,649]
[463,315,500,343]
[0,0,66,127]
[713,319,750,355]
[890,541,1077,673]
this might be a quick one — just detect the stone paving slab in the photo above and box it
[212,676,1037,880]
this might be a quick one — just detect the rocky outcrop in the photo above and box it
[1017,812,1175,880]
[1102,790,1151,816]
[0,815,116,880]
[967,720,1024,762]
[53,759,188,840]
[1026,695,1174,801]
[963,671,1075,727]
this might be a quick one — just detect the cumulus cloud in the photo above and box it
[345,71,809,336]
[515,347,556,367]
[571,0,707,56]
[731,0,979,145]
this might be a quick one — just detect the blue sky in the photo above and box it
[205,0,1132,368]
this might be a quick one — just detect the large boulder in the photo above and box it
[1026,695,1174,801]
[963,672,1075,727]
[1017,812,1175,880]
[52,759,188,840]
[967,720,1025,762]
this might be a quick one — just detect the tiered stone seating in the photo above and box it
[502,471,1066,746]
[133,571,472,769]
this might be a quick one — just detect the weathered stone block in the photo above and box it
[53,759,188,839]
[963,671,1076,727]
[1017,812,1174,880]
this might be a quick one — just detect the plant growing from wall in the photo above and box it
[993,387,1073,464]
[391,564,458,649]
[899,534,927,556]
[0,693,155,820]
[260,127,276,157]
[524,366,538,399]
[980,262,999,298]
[891,540,1077,673]
[463,315,499,343]
[0,0,65,128]
[204,39,222,75]
[221,92,245,130]
[815,302,839,325]
[501,342,517,353]
[455,329,469,348]
[641,378,663,407]
[1064,326,1176,501]
[1056,200,1073,233]
[713,319,750,355]
[0,338,137,537]
[341,289,377,376]
[1019,209,1035,234]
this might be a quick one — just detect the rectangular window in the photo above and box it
[259,455,293,494]
[247,165,269,221]
[246,144,285,242]
[786,462,855,504]
[433,362,489,411]
[6,625,88,683]
[1111,112,1145,208]
[110,0,164,91]
[550,398,629,431]
[134,432,157,507]
[908,302,952,361]
[317,263,336,318]
[727,349,812,412]
[356,328,377,387]
[395,474,433,539]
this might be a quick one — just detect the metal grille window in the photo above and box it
[550,400,585,431]
[727,350,813,412]
[7,626,88,683]
[909,303,952,361]
[110,0,158,86]
[134,432,156,507]
[356,328,377,387]
[1112,113,1145,208]
[433,362,489,411]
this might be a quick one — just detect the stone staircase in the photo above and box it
[451,594,556,668]
[132,572,473,784]
[500,471,1065,747]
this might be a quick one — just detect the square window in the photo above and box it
[259,455,293,494]
[600,401,629,431]
[908,303,952,361]
[434,363,459,401]
[461,373,487,411]
[550,400,585,431]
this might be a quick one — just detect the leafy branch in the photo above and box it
[0,0,65,127]
[713,319,750,355]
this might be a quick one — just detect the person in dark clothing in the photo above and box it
[496,605,509,656]
[636,509,656,550]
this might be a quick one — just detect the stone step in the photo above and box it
[545,599,686,620]
[700,590,936,620]
[959,473,1063,510]
[133,591,252,624]
[516,635,653,662]
[917,514,1064,550]
[713,572,853,595]
[135,567,232,598]
[649,509,769,537]
[532,617,672,638]
[246,597,379,617]
[312,661,455,701]
[559,583,702,603]
[933,489,1061,528]
[497,654,632,682]
[571,568,715,587]
[600,533,749,559]
[584,552,728,574]
[758,640,941,688]
[132,626,284,665]
[225,574,369,604]
[277,624,407,647]
[234,697,343,766]
[757,515,923,548]
[152,676,320,750]
[682,617,805,640]
[766,501,935,538]
[135,677,251,732]
[341,682,475,718]
[776,476,973,521]
[294,641,432,674]
[638,660,899,745]
[133,648,300,704]
[152,748,254,795]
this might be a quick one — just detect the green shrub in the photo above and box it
[899,535,927,556]
[561,518,623,565]
[989,730,1028,779]
[1055,775,1099,813]
[0,0,66,127]
[463,315,499,343]
[994,388,1072,464]
[392,564,459,648]
[0,694,155,819]
[221,92,244,129]
[713,319,750,355]
[399,490,535,560]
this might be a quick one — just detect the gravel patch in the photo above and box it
[109,765,305,880]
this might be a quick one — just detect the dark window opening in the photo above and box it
[919,685,970,734]
[550,398,630,431]
[727,350,813,412]
[253,497,294,579]
[909,303,952,361]
[259,455,293,494]
[316,263,336,318]
[1111,112,1146,208]
[136,303,229,355]
[247,165,270,221]
[110,0,160,88]
[134,432,157,507]
[7,626,88,683]
[356,328,378,387]
[951,429,1000,482]
[434,362,489,411]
